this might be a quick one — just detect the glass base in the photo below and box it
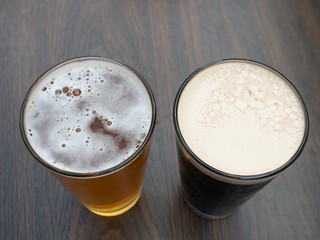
[86,190,142,217]
[183,197,233,220]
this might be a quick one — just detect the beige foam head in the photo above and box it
[177,61,306,176]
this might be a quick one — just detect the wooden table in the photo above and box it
[1,0,319,239]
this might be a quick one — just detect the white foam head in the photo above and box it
[23,57,153,174]
[177,61,306,176]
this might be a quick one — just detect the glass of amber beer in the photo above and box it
[173,59,309,219]
[20,57,156,216]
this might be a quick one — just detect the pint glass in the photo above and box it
[173,59,309,219]
[20,57,157,216]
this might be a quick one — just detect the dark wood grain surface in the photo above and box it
[1,0,319,239]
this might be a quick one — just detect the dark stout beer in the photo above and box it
[174,59,308,218]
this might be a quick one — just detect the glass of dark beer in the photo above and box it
[173,59,309,219]
[20,57,156,216]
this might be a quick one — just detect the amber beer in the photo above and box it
[173,59,309,219]
[20,57,156,216]
[53,141,152,216]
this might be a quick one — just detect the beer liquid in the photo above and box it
[178,61,305,176]
[22,58,154,216]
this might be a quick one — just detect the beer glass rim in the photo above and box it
[20,56,157,178]
[173,58,309,181]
